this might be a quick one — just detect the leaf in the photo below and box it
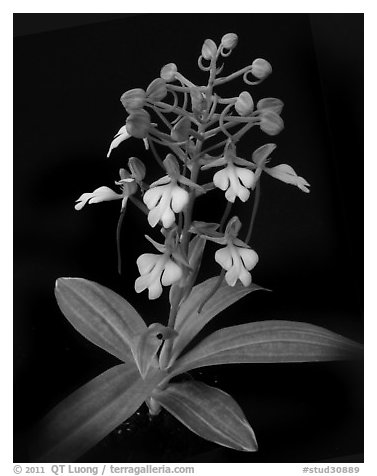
[153,381,257,452]
[170,320,363,376]
[169,277,266,365]
[55,278,146,362]
[31,363,166,462]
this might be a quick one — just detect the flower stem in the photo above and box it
[116,207,127,274]
[245,180,261,244]
[219,200,233,233]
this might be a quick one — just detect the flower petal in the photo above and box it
[238,267,252,287]
[148,279,163,300]
[148,206,163,228]
[107,127,130,157]
[88,187,122,204]
[215,246,233,270]
[143,187,164,209]
[161,260,182,286]
[74,193,92,211]
[135,274,151,294]
[237,247,259,271]
[225,266,239,287]
[265,164,310,192]
[171,186,189,213]
[224,186,237,203]
[136,253,158,275]
[213,168,230,191]
[160,206,176,229]
[236,167,255,189]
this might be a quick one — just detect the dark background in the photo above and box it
[14,13,363,462]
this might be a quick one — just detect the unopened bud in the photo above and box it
[201,39,217,60]
[146,78,167,101]
[126,109,151,139]
[128,157,146,181]
[251,58,272,79]
[163,153,180,178]
[120,88,146,112]
[171,116,191,142]
[221,33,238,50]
[257,97,284,115]
[260,111,284,136]
[190,87,205,114]
[235,91,254,116]
[160,63,177,82]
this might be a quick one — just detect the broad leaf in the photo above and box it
[169,277,266,365]
[31,363,166,462]
[153,381,257,452]
[170,320,363,376]
[55,278,146,362]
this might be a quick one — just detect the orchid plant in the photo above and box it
[32,33,362,462]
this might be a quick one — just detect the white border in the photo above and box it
[5,3,374,474]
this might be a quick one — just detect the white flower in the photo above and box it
[252,144,310,193]
[143,176,189,228]
[202,142,255,203]
[213,164,255,203]
[198,216,259,288]
[215,243,259,287]
[135,252,183,300]
[75,171,137,211]
[74,186,123,211]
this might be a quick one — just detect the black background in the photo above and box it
[14,13,363,462]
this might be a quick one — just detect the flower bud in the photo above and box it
[235,91,254,116]
[257,97,284,115]
[126,109,151,139]
[128,157,146,181]
[251,58,272,79]
[225,216,242,239]
[190,87,205,114]
[120,88,146,111]
[163,153,180,178]
[146,78,167,101]
[160,63,177,82]
[201,39,217,60]
[221,33,238,50]
[171,116,191,142]
[260,111,284,136]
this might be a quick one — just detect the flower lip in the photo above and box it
[143,179,189,229]
[215,243,259,287]
[135,252,183,300]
